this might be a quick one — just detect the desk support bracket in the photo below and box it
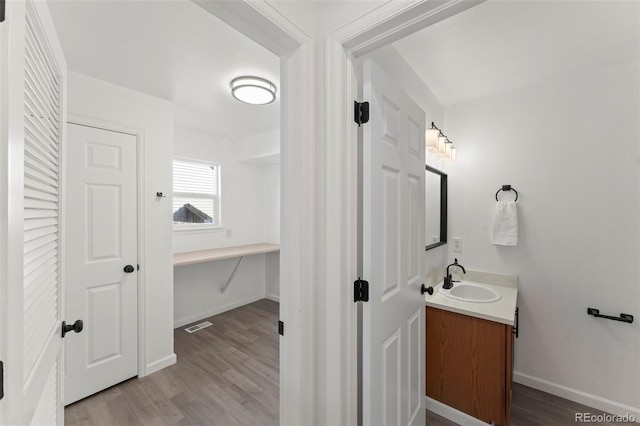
[221,256,244,293]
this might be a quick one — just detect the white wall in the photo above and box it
[173,125,280,326]
[233,128,280,166]
[263,164,280,244]
[265,251,280,301]
[444,60,640,415]
[364,46,447,277]
[67,71,176,374]
[174,255,269,327]
[173,126,278,252]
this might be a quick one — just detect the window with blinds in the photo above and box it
[173,159,220,228]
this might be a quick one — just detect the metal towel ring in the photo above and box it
[495,185,518,202]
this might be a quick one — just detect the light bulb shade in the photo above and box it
[447,146,457,163]
[426,128,439,152]
[437,135,447,154]
[444,141,452,159]
[231,76,277,105]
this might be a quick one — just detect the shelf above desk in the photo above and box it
[173,243,280,267]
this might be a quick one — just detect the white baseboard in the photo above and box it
[265,293,280,303]
[173,294,266,328]
[514,371,640,418]
[426,396,487,425]
[145,353,177,376]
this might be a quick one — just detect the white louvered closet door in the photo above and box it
[0,1,67,424]
[23,2,66,425]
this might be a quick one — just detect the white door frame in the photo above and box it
[1,0,68,423]
[0,1,29,422]
[0,2,26,422]
[196,1,481,424]
[327,3,484,424]
[65,114,149,379]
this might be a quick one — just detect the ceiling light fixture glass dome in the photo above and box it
[230,76,277,105]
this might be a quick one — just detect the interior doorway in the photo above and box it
[47,1,282,421]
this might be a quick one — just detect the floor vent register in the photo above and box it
[184,321,213,334]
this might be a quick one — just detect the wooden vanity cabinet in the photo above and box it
[426,307,514,425]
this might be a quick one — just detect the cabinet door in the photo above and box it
[505,325,514,424]
[426,307,507,425]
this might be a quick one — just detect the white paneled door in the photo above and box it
[361,59,426,426]
[64,123,138,405]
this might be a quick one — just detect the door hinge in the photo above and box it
[354,278,369,302]
[0,360,4,401]
[354,101,369,127]
[278,320,284,336]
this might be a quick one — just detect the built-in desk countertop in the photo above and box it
[173,243,280,267]
[173,243,280,294]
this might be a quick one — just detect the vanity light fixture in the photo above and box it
[426,123,439,152]
[436,133,448,158]
[444,139,452,158]
[444,140,457,164]
[426,122,456,163]
[230,76,277,105]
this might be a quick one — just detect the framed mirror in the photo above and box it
[425,164,447,251]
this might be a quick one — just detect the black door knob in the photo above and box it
[124,264,135,273]
[420,284,433,295]
[62,319,83,337]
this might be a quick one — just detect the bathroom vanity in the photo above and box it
[424,271,518,425]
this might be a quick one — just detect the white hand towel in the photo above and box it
[491,201,518,246]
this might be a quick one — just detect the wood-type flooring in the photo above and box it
[66,299,636,426]
[65,299,279,426]
[426,383,637,426]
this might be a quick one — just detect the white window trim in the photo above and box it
[172,156,222,232]
[173,223,224,233]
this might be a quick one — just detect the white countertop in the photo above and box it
[173,243,280,267]
[424,275,518,326]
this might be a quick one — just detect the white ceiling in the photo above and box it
[47,0,640,133]
[48,0,280,141]
[393,0,640,106]
[266,0,387,36]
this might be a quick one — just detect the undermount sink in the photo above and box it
[439,281,502,303]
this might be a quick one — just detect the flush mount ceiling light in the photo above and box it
[230,76,276,105]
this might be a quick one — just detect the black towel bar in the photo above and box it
[495,184,518,202]
[587,308,633,324]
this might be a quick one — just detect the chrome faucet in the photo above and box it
[443,258,466,290]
